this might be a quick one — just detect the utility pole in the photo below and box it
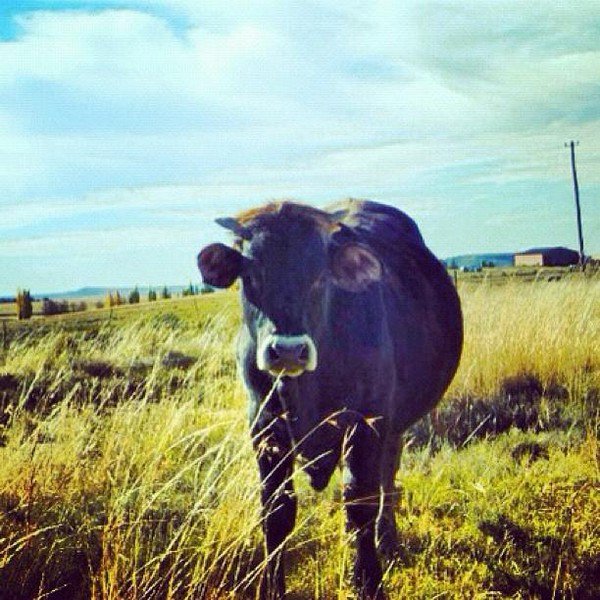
[565,141,585,269]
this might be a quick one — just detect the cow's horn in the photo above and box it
[215,217,252,240]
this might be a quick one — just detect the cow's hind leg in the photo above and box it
[343,420,386,600]
[253,417,297,600]
[376,434,402,559]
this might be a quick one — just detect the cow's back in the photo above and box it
[328,198,425,250]
[327,199,463,427]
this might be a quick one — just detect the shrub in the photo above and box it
[42,298,69,316]
[16,289,33,320]
[69,301,87,313]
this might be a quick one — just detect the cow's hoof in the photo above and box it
[377,535,401,561]
[376,524,405,562]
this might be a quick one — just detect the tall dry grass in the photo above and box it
[0,277,598,599]
[451,277,599,398]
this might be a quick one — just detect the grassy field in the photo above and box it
[0,276,598,599]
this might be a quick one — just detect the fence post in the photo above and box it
[2,319,7,351]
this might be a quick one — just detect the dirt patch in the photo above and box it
[72,359,124,379]
[406,387,578,451]
[161,351,196,370]
[510,441,549,463]
[0,373,20,391]
[500,372,544,401]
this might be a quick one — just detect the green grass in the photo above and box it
[0,279,598,599]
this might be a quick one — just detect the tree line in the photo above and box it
[12,283,214,320]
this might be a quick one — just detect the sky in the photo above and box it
[1,0,599,294]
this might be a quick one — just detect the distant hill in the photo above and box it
[443,253,514,269]
[37,286,188,300]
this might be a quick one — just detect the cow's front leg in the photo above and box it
[343,419,386,600]
[253,417,297,599]
[376,433,402,559]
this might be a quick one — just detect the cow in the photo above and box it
[197,199,463,599]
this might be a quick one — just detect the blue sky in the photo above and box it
[1,0,599,294]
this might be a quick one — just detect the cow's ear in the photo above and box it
[197,243,243,288]
[330,244,382,292]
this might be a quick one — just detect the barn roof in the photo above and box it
[515,246,578,257]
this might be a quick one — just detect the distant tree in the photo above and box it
[95,300,104,309]
[161,286,171,300]
[148,288,157,302]
[128,286,140,304]
[106,291,125,307]
[200,284,215,294]
[16,289,33,320]
[182,282,198,297]
[448,260,458,270]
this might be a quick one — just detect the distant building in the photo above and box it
[514,247,579,267]
[514,253,544,267]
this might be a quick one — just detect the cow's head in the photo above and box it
[198,202,382,377]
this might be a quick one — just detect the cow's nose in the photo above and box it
[268,340,310,365]
[258,334,318,376]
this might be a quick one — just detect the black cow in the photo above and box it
[198,199,462,599]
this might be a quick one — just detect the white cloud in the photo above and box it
[2,3,599,180]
